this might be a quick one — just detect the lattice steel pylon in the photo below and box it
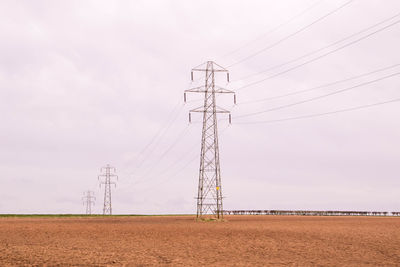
[98,164,118,215]
[82,190,96,215]
[184,61,235,219]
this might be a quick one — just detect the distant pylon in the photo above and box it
[82,190,96,215]
[98,164,118,215]
[184,61,235,219]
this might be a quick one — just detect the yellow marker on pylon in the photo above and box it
[216,186,220,190]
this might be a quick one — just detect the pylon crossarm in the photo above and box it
[192,68,228,72]
[191,61,227,72]
[189,107,230,113]
[184,86,204,93]
[185,86,234,94]
[214,87,234,94]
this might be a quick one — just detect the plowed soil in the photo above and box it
[0,215,399,266]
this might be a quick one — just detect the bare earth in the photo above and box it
[0,215,399,266]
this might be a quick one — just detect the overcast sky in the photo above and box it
[1,0,400,214]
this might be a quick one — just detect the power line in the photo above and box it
[138,125,231,194]
[133,125,192,184]
[127,103,185,176]
[121,101,183,173]
[122,120,196,189]
[238,63,400,105]
[136,102,182,157]
[146,126,191,172]
[227,0,353,68]
[139,142,199,186]
[220,0,323,59]
[121,77,206,182]
[122,81,202,179]
[234,97,400,125]
[122,126,192,190]
[140,149,199,194]
[234,71,400,119]
[142,124,231,186]
[237,18,400,91]
[234,11,400,83]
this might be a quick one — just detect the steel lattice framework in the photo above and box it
[82,190,95,215]
[98,164,118,215]
[184,61,235,219]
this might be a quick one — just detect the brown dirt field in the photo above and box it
[0,216,399,266]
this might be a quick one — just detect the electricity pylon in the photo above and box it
[82,190,96,215]
[98,164,118,215]
[184,61,235,219]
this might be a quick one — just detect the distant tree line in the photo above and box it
[223,210,400,216]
